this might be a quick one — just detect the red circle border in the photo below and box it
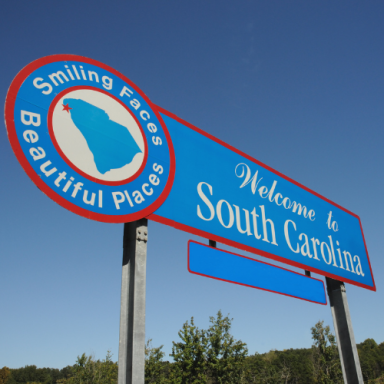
[4,54,176,223]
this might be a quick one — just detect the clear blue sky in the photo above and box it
[1,0,383,369]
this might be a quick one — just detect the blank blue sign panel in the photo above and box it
[188,241,327,305]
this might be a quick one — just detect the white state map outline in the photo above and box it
[52,89,145,182]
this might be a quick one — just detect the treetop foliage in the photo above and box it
[0,367,11,384]
[3,315,384,384]
[311,320,343,383]
[169,311,248,383]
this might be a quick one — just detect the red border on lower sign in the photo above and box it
[187,240,327,305]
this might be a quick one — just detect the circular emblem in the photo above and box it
[5,55,175,223]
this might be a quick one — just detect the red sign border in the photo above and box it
[188,240,327,305]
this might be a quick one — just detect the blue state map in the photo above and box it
[63,98,142,174]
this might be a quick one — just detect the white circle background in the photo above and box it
[52,89,145,182]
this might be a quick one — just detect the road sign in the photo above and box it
[149,111,375,290]
[5,55,175,222]
[189,241,327,305]
[5,54,375,290]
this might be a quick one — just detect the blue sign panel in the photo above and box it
[6,55,375,291]
[189,241,327,305]
[150,111,375,291]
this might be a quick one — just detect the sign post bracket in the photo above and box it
[118,219,148,384]
[326,277,364,384]
[209,240,216,248]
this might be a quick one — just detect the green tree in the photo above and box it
[60,352,117,384]
[358,338,384,383]
[0,367,11,384]
[243,351,280,383]
[145,339,169,384]
[6,366,54,384]
[169,311,248,384]
[206,311,248,384]
[170,317,208,384]
[311,321,343,384]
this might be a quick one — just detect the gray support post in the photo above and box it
[326,277,363,384]
[118,219,148,384]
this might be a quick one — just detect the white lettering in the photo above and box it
[343,251,355,273]
[328,235,338,267]
[33,77,52,95]
[102,76,113,90]
[233,205,252,236]
[112,192,125,209]
[130,99,141,110]
[291,202,308,218]
[216,200,234,229]
[147,123,157,133]
[197,182,215,221]
[64,65,75,80]
[54,171,67,187]
[152,136,162,145]
[132,190,145,204]
[299,233,313,258]
[140,110,150,121]
[153,163,163,174]
[259,205,277,245]
[79,66,87,81]
[284,220,299,253]
[63,177,74,193]
[282,197,291,209]
[310,237,321,260]
[149,174,160,186]
[29,147,46,161]
[267,181,278,202]
[83,190,96,206]
[48,71,69,86]
[142,183,153,196]
[88,71,99,82]
[71,182,83,198]
[258,186,269,198]
[321,242,332,265]
[124,191,134,207]
[21,111,41,127]
[120,86,133,98]
[235,163,316,222]
[40,161,57,177]
[354,255,364,276]
[250,207,262,239]
[335,241,345,269]
[274,193,283,205]
[23,130,39,143]
[72,65,81,80]
[235,163,263,194]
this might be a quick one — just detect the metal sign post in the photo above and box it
[326,278,364,384]
[118,219,148,384]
